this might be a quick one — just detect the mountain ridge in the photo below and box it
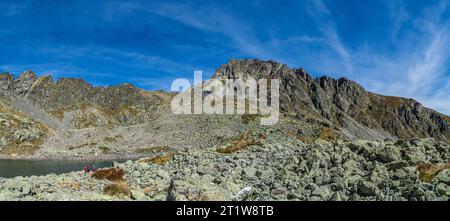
[213,59,449,141]
[1,59,449,143]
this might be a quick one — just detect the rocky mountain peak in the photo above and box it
[18,71,37,81]
[213,59,449,141]
[0,72,14,81]
[213,59,290,80]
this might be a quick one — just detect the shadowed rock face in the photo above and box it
[213,59,450,141]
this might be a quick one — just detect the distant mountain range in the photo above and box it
[0,59,448,158]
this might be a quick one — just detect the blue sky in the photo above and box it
[0,0,449,114]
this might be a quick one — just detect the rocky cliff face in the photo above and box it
[0,99,47,155]
[0,72,172,129]
[213,59,450,142]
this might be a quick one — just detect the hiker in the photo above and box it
[92,165,96,172]
[84,165,89,174]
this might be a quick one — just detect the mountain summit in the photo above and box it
[213,59,449,142]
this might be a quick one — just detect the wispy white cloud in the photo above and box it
[305,0,353,74]
[102,1,276,59]
[310,0,330,15]
[37,46,196,77]
[3,45,203,90]
[304,0,450,114]
[384,0,410,40]
[150,2,273,58]
[365,1,450,114]
[100,0,349,71]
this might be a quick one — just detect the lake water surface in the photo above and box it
[0,159,124,178]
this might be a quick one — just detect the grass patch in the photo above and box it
[103,181,131,197]
[92,167,125,181]
[383,96,405,109]
[68,145,82,151]
[286,127,339,143]
[48,103,93,121]
[0,142,41,155]
[0,132,46,156]
[216,132,263,154]
[59,181,81,190]
[241,114,259,124]
[48,110,65,121]
[103,135,124,143]
[317,127,340,141]
[417,162,450,182]
[287,131,315,144]
[103,137,116,142]
[139,152,175,165]
[258,132,267,139]
[444,115,450,122]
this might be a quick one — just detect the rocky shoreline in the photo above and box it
[0,153,147,161]
[1,129,449,201]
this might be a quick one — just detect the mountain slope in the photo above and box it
[213,59,449,141]
[0,72,172,129]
